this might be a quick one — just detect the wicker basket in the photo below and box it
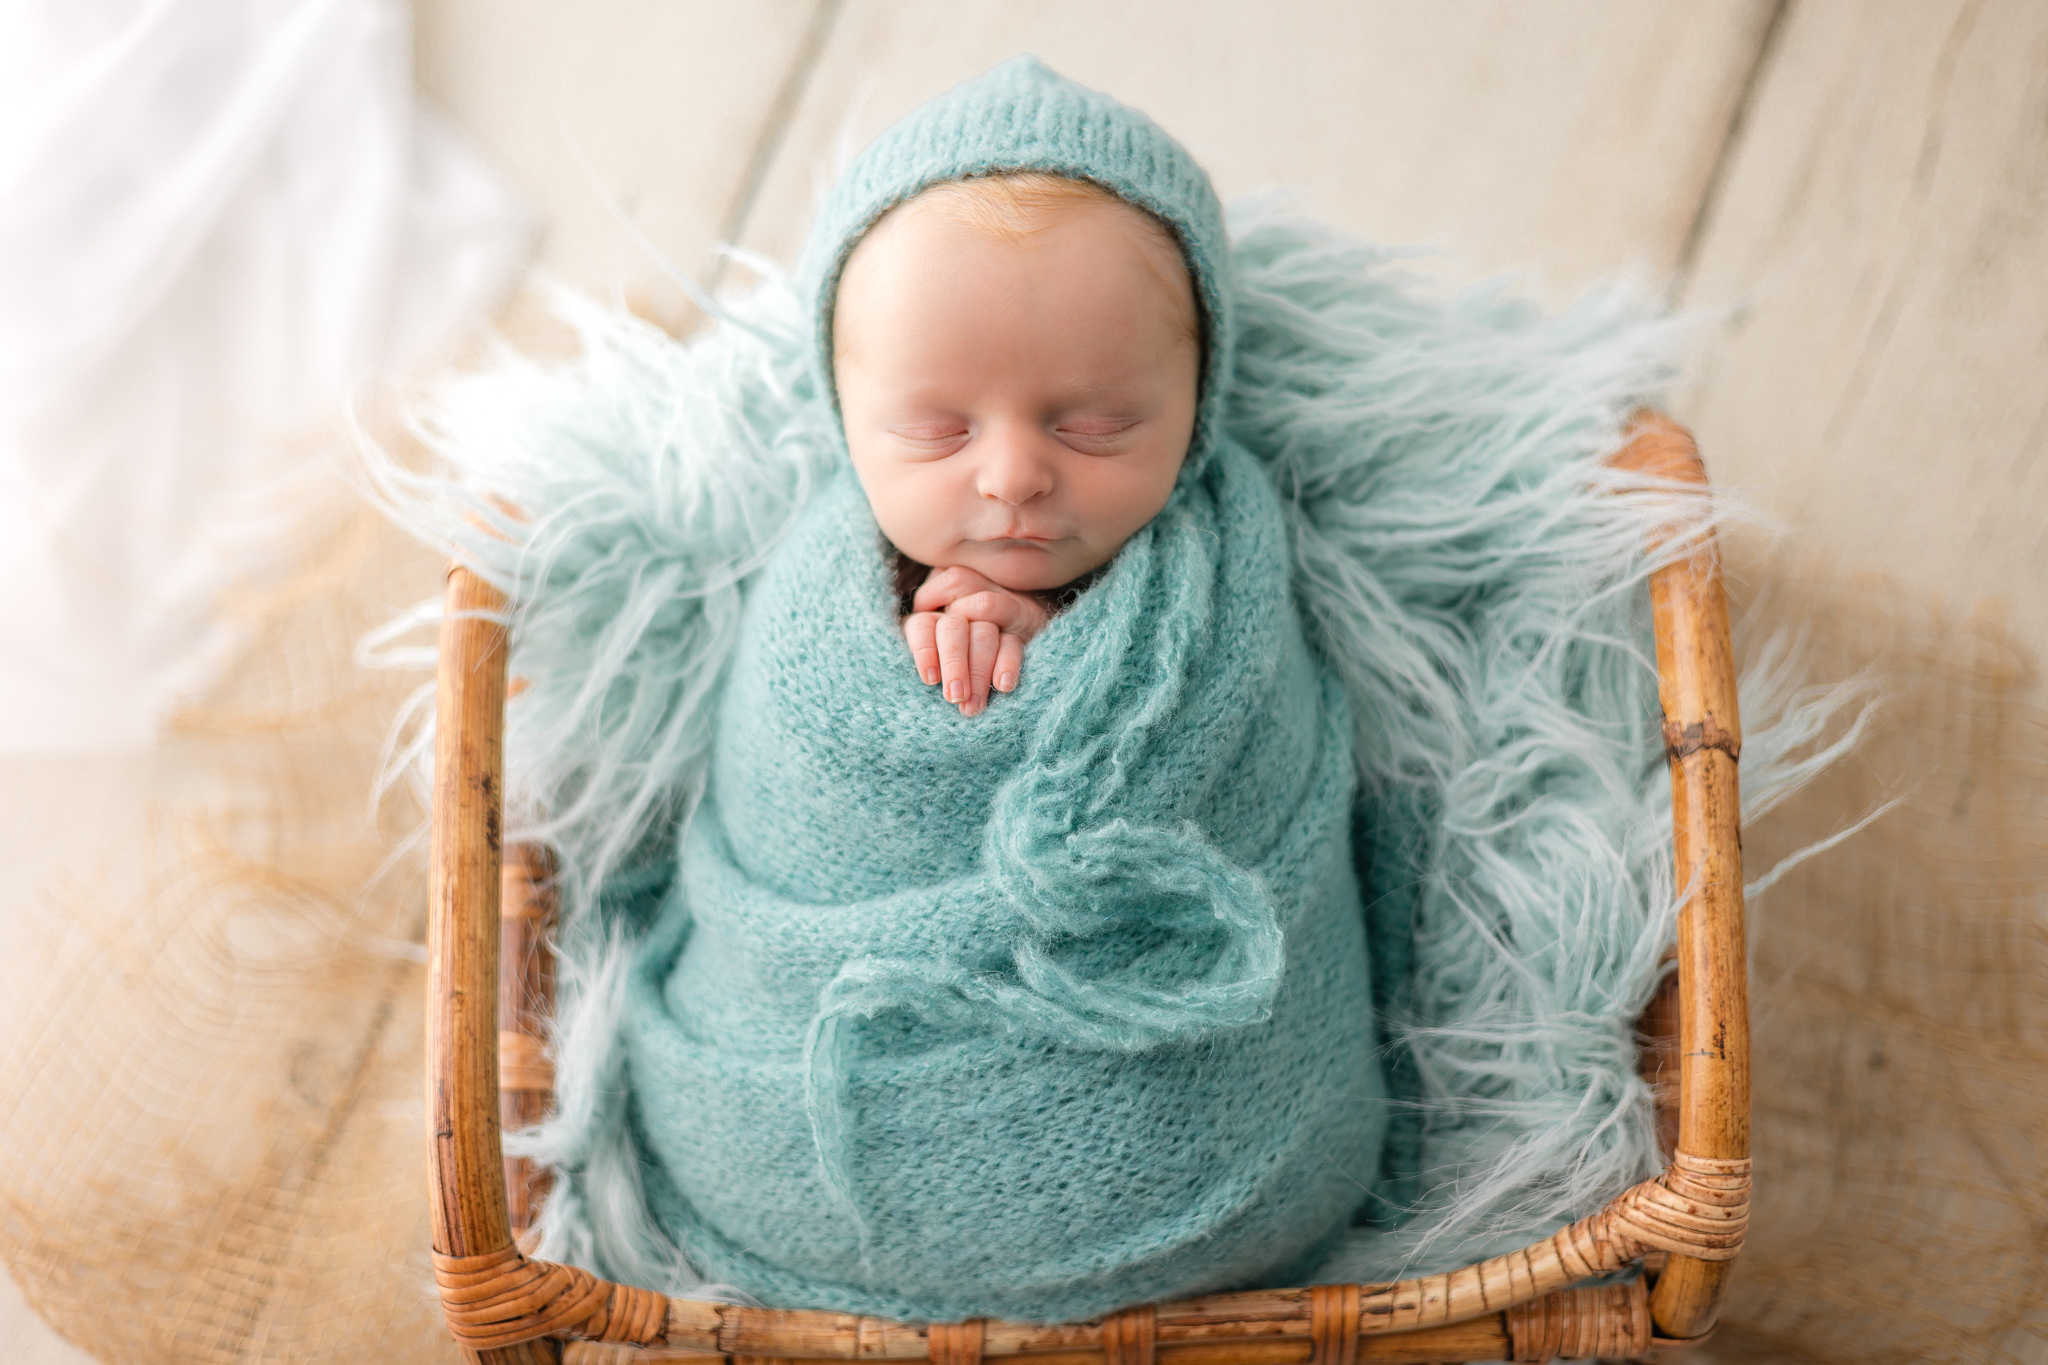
[425,413,1747,1365]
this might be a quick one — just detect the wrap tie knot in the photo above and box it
[800,779,1287,1235]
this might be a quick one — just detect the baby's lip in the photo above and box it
[979,531,1062,545]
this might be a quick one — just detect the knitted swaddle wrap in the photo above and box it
[622,445,1384,1320]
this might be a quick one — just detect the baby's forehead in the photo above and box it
[834,175,1201,356]
[908,173,1145,231]
[870,174,1182,265]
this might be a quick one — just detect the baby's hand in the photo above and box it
[903,566,1051,717]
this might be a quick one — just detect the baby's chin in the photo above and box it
[955,539,1111,594]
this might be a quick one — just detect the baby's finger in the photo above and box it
[936,612,972,706]
[913,564,1000,614]
[902,611,941,687]
[993,631,1025,694]
[946,590,1048,640]
[966,619,999,715]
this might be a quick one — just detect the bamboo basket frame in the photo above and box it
[426,413,1747,1365]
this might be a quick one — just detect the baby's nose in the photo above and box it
[975,428,1056,504]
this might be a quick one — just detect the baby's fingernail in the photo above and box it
[923,667,939,686]
[996,672,1017,692]
[945,680,966,703]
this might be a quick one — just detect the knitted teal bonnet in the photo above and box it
[800,55,1235,476]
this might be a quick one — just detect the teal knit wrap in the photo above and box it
[801,55,1235,476]
[622,442,1385,1319]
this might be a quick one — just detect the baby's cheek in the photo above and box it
[849,457,951,560]
[1073,456,1181,550]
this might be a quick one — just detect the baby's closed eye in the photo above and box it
[886,423,971,456]
[1055,417,1143,449]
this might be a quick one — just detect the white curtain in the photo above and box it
[0,0,532,751]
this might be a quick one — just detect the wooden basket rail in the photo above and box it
[427,413,1747,1364]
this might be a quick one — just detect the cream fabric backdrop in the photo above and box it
[0,0,530,751]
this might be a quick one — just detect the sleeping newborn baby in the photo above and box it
[834,172,1200,715]
[527,57,1390,1324]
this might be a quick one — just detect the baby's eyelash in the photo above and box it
[1057,420,1140,438]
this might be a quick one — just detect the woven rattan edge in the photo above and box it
[433,1134,1746,1358]
[1610,412,1751,1339]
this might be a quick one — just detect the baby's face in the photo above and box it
[833,188,1200,594]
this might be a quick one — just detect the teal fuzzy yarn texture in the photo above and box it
[368,53,1858,1329]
